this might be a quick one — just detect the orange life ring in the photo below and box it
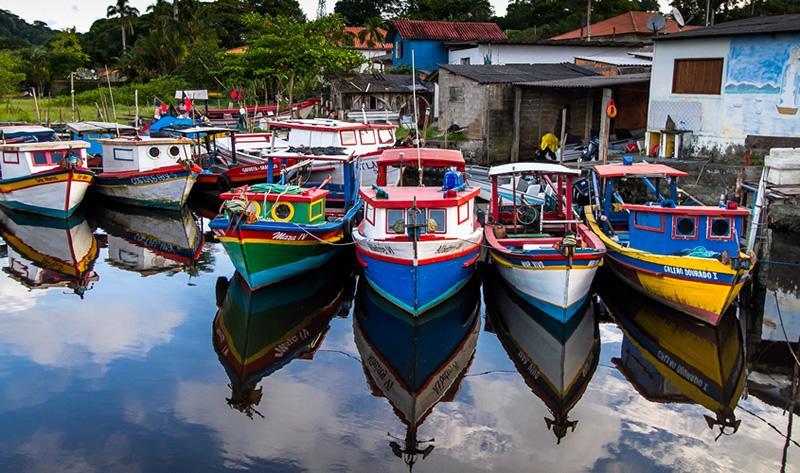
[606,99,618,118]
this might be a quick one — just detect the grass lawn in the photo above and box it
[0,98,136,124]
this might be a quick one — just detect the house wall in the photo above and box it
[648,33,800,154]
[393,38,448,71]
[448,44,634,65]
[438,69,487,141]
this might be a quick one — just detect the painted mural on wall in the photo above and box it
[725,35,800,116]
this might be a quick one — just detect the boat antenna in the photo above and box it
[411,49,423,184]
[105,64,120,137]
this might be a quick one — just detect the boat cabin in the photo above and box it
[360,184,479,241]
[221,185,330,225]
[65,122,137,156]
[95,137,194,173]
[268,119,396,153]
[488,162,582,234]
[375,148,466,187]
[0,141,90,180]
[0,125,56,143]
[593,162,749,256]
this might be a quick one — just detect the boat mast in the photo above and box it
[411,50,423,184]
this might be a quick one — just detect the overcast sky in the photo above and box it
[0,0,672,33]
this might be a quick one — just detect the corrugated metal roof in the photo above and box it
[655,14,800,41]
[551,11,699,40]
[439,63,596,84]
[331,73,432,93]
[388,20,507,42]
[517,72,650,88]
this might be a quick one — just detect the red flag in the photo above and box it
[230,89,237,100]
[184,97,193,112]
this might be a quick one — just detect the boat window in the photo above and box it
[428,209,447,233]
[32,151,48,165]
[359,129,376,145]
[378,129,394,144]
[169,146,181,157]
[458,202,470,224]
[148,147,161,158]
[340,130,357,146]
[406,208,427,234]
[113,148,134,161]
[709,217,731,239]
[386,209,405,234]
[50,150,65,164]
[674,216,697,239]
[2,152,19,164]
[365,203,375,225]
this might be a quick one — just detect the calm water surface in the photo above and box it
[0,200,797,472]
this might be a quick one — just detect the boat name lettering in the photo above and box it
[366,243,394,255]
[517,350,540,378]
[241,164,268,173]
[131,173,177,185]
[662,265,718,280]
[34,175,59,184]
[435,243,462,254]
[274,328,310,358]
[431,360,461,396]
[366,355,394,391]
[272,232,308,241]
[656,350,708,392]
[520,260,544,269]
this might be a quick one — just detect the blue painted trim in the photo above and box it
[506,283,588,324]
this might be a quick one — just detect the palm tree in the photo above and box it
[357,18,385,50]
[107,0,140,52]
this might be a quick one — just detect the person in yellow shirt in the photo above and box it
[534,132,560,161]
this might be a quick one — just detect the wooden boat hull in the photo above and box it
[0,167,93,218]
[94,164,198,209]
[210,221,344,289]
[585,209,752,325]
[353,229,482,316]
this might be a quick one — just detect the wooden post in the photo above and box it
[70,72,75,122]
[32,88,41,123]
[559,107,567,165]
[583,90,593,141]
[599,87,612,164]
[511,86,522,162]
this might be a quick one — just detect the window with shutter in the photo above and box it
[672,58,723,95]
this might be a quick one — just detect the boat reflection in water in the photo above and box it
[599,272,746,438]
[213,255,355,419]
[353,276,481,470]
[92,204,204,276]
[0,207,98,296]
[484,270,600,444]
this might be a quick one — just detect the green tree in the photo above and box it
[222,13,362,107]
[106,0,140,52]
[334,0,384,25]
[407,0,494,21]
[47,29,89,80]
[0,51,25,96]
[358,17,386,48]
[22,46,50,93]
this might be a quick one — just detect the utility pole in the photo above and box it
[316,0,326,19]
[586,0,592,40]
[705,0,712,26]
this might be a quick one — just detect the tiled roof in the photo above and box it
[344,27,392,50]
[388,20,507,41]
[655,14,800,41]
[551,11,699,40]
[439,63,596,84]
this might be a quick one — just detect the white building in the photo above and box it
[447,39,647,66]
[647,14,800,155]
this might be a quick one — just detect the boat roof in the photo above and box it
[489,162,581,176]
[360,186,479,208]
[621,204,750,216]
[0,125,54,135]
[263,150,356,162]
[378,148,465,168]
[165,126,235,135]
[267,118,395,131]
[0,140,90,151]
[65,121,136,133]
[593,163,688,178]
[95,136,194,146]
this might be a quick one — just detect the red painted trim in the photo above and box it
[98,164,193,179]
[220,187,329,203]
[671,214,698,240]
[64,168,73,213]
[622,204,749,216]
[378,129,395,144]
[356,242,479,266]
[356,251,369,268]
[361,188,480,209]
[632,212,665,232]
[706,216,734,241]
[365,202,375,225]
[462,252,480,267]
[384,208,405,234]
[457,202,469,224]
[268,122,395,132]
[339,130,357,146]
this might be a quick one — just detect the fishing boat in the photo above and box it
[213,255,354,418]
[353,277,480,469]
[93,136,201,209]
[485,163,605,323]
[265,118,398,190]
[0,207,98,296]
[209,152,361,289]
[92,204,203,276]
[64,121,137,157]
[0,125,56,143]
[599,272,745,436]
[0,140,94,218]
[585,161,755,325]
[205,98,320,126]
[484,271,599,443]
[353,148,483,316]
